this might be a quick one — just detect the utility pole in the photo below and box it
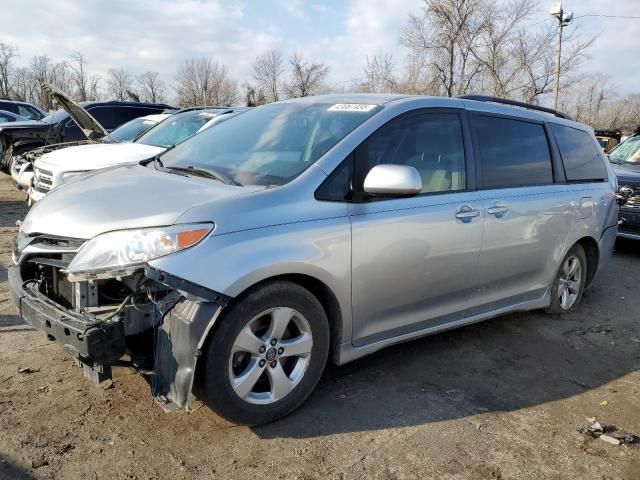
[550,2,573,109]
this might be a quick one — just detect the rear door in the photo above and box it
[469,114,574,313]
[349,109,484,345]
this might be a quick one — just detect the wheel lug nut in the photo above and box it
[270,339,277,346]
[259,359,266,367]
[278,347,284,355]
[259,346,266,354]
[270,361,277,368]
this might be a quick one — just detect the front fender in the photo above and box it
[147,218,352,409]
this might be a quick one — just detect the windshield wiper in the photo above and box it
[168,166,241,186]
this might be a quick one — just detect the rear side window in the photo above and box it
[0,101,17,114]
[551,124,608,181]
[474,115,553,188]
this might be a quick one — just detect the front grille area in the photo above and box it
[33,167,53,193]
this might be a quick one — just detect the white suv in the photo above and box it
[29,108,246,203]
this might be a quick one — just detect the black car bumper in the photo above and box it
[618,208,640,239]
[8,265,125,364]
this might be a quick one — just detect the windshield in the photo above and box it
[609,136,640,164]
[103,117,158,143]
[136,111,220,148]
[160,102,382,186]
[40,109,69,125]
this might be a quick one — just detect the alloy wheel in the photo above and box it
[558,254,581,310]
[228,307,313,405]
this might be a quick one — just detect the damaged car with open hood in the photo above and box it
[2,83,172,178]
[27,106,249,203]
[9,94,618,425]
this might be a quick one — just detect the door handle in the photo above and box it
[455,205,480,221]
[487,204,509,216]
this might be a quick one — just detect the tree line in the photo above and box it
[0,0,637,132]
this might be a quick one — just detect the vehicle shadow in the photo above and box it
[0,454,37,480]
[254,246,640,439]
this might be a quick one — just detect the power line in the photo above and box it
[574,14,640,20]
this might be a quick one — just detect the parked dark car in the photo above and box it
[0,99,46,121]
[609,137,640,239]
[0,110,28,123]
[0,90,173,171]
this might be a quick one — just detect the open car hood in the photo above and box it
[42,83,108,140]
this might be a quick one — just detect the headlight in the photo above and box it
[66,223,213,274]
[60,170,91,186]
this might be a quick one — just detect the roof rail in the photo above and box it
[458,95,572,120]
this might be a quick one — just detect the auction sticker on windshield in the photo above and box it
[328,104,377,112]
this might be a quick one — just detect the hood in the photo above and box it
[613,163,640,184]
[37,143,165,171]
[0,120,47,131]
[21,163,258,239]
[42,83,108,140]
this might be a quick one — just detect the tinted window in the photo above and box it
[87,106,126,130]
[0,112,15,122]
[475,116,553,188]
[551,124,608,181]
[360,112,466,194]
[0,102,17,114]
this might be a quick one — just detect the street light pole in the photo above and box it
[550,2,573,110]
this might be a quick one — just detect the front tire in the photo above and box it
[202,281,329,425]
[545,244,587,314]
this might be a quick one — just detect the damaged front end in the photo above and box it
[11,141,98,191]
[9,225,229,411]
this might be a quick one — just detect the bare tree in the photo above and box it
[106,68,134,101]
[252,49,284,102]
[285,52,329,98]
[137,71,166,103]
[174,57,238,107]
[401,0,485,97]
[29,55,74,110]
[356,51,399,93]
[0,42,18,98]
[400,0,596,103]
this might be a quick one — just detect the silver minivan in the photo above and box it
[9,94,618,424]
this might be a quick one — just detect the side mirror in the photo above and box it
[363,164,422,196]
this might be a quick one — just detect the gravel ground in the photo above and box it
[0,171,638,480]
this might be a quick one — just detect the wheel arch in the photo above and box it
[220,273,345,365]
[575,236,599,287]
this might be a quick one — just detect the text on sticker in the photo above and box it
[328,104,377,112]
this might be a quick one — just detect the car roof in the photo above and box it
[280,93,409,105]
[281,93,589,132]
[78,100,174,109]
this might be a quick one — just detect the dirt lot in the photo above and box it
[0,172,638,480]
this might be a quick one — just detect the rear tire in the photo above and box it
[545,244,587,314]
[202,281,329,425]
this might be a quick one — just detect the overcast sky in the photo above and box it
[1,0,637,98]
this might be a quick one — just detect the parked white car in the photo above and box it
[29,108,247,204]
[11,114,170,190]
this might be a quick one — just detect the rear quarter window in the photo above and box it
[550,124,608,182]
[474,115,553,189]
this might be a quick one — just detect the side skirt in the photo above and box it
[335,294,550,365]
